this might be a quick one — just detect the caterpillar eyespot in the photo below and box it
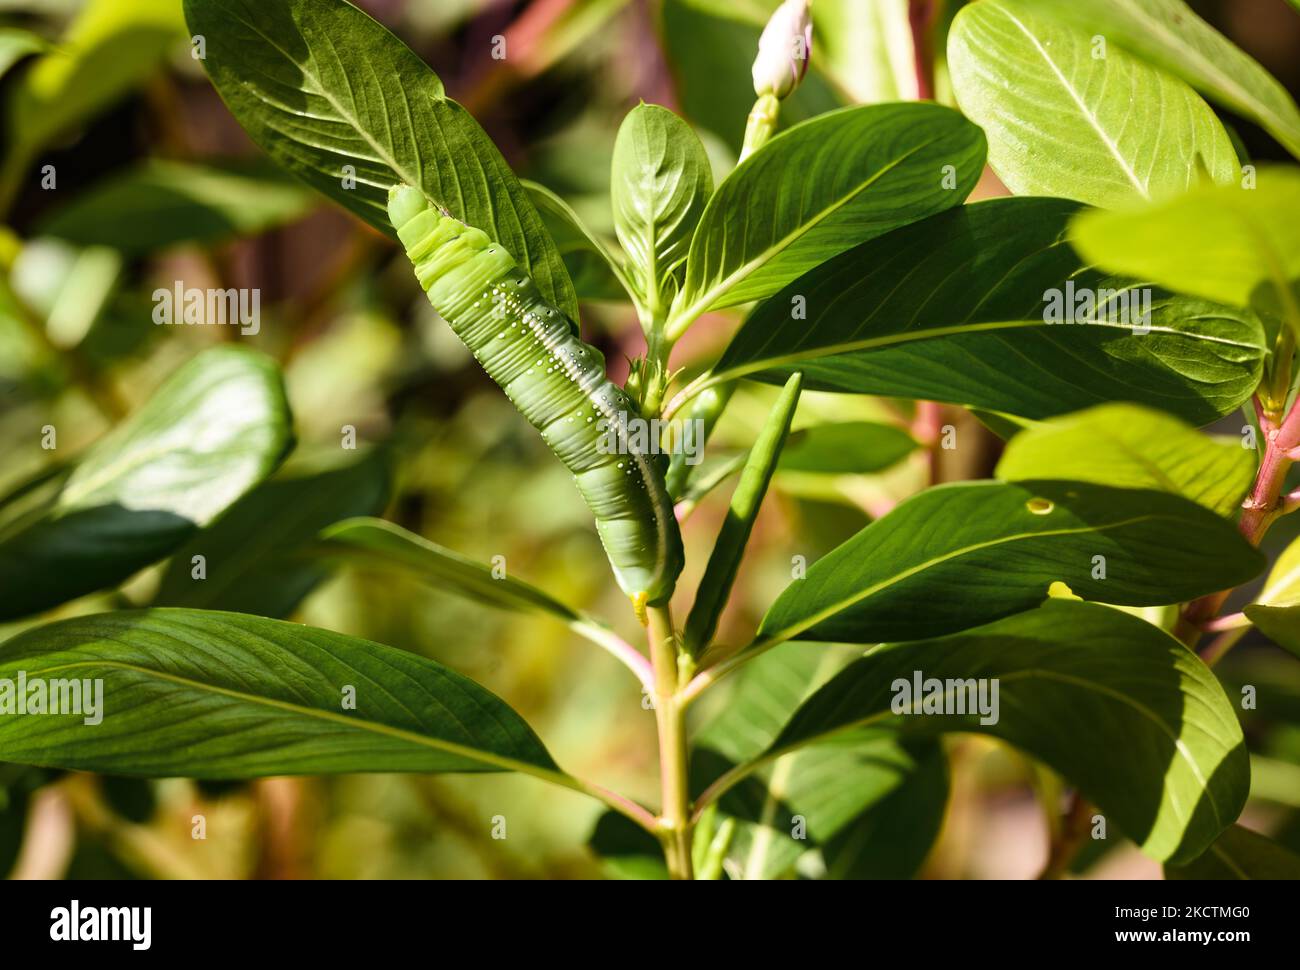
[387,184,684,607]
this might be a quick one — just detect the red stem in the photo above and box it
[1178,395,1300,648]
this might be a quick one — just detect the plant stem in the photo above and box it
[908,0,937,100]
[647,603,694,879]
[912,399,944,484]
[1038,790,1091,880]
[1177,393,1300,651]
[740,93,780,162]
[569,618,655,693]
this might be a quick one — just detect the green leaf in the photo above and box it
[996,403,1255,518]
[523,180,630,310]
[820,741,948,879]
[1033,0,1300,160]
[713,197,1264,425]
[319,517,581,622]
[948,0,1238,209]
[0,347,292,621]
[684,373,800,655]
[739,601,1249,864]
[1247,527,1300,658]
[693,641,942,880]
[707,731,945,879]
[587,810,668,880]
[756,479,1263,647]
[183,0,578,321]
[1070,167,1300,313]
[669,102,986,333]
[37,160,316,255]
[611,103,712,312]
[152,453,390,618]
[1166,824,1300,879]
[0,609,561,780]
[0,0,186,214]
[317,517,650,683]
[779,422,917,475]
[0,26,47,82]
[1245,610,1300,661]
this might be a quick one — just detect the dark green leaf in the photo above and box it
[779,421,917,475]
[319,516,581,622]
[754,601,1249,864]
[183,0,578,320]
[715,198,1264,425]
[0,609,561,779]
[152,453,390,618]
[37,160,316,255]
[1166,824,1300,879]
[0,0,186,214]
[756,480,1263,647]
[523,179,630,310]
[587,810,668,880]
[821,739,948,879]
[694,640,938,880]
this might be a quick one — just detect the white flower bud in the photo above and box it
[751,0,813,99]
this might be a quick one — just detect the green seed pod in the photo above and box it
[388,184,684,612]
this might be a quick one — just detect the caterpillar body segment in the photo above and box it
[388,185,684,607]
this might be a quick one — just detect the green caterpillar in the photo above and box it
[388,184,683,614]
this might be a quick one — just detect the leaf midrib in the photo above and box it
[716,313,1257,387]
[16,656,569,786]
[673,138,938,327]
[755,510,1170,647]
[987,1,1148,198]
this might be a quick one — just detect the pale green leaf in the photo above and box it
[1034,0,1300,160]
[949,0,1238,208]
[1070,167,1300,313]
[611,103,712,311]
[996,403,1255,517]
